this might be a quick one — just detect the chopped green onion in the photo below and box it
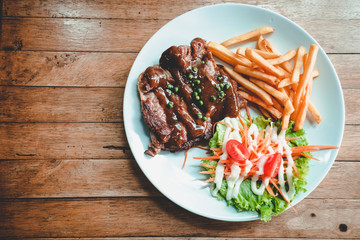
[216,85,221,91]
[174,86,179,92]
[196,113,202,119]
[193,66,198,72]
[202,116,207,121]
[217,76,222,81]
[191,83,195,87]
[201,60,205,64]
[220,91,225,98]
[195,95,200,100]
[225,84,230,90]
[193,91,198,96]
[220,83,224,89]
[167,102,173,108]
[189,73,194,79]
[167,83,173,89]
[195,79,200,85]
[211,95,216,101]
[197,88,202,93]
[199,100,203,106]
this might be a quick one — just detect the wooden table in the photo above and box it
[0,0,359,239]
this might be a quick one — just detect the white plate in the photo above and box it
[123,4,345,221]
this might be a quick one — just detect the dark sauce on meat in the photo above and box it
[138,38,246,156]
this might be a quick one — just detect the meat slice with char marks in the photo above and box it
[138,38,246,156]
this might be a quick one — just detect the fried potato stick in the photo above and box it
[221,26,274,47]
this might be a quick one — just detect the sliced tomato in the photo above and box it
[264,153,282,177]
[226,139,250,163]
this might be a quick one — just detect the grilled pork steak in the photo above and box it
[138,38,246,156]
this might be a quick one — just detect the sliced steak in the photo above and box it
[138,38,246,156]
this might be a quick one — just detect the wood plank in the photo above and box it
[0,198,358,238]
[3,0,360,20]
[0,160,356,199]
[0,51,136,87]
[0,123,132,159]
[32,239,339,240]
[0,87,357,124]
[0,18,166,52]
[0,123,356,160]
[1,51,358,89]
[0,86,124,123]
[0,18,359,53]
[344,89,360,125]
[329,54,360,89]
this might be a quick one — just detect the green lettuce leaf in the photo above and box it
[202,116,311,221]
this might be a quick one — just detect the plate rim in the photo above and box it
[123,3,345,222]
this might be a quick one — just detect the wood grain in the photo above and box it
[0,123,132,159]
[3,0,360,20]
[0,86,124,123]
[0,123,356,160]
[0,86,357,124]
[0,198,358,238]
[1,51,358,89]
[0,51,136,87]
[0,18,166,52]
[0,18,359,53]
[0,160,357,199]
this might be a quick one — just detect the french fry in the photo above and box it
[303,53,309,65]
[238,90,282,119]
[223,66,273,105]
[281,101,295,130]
[257,35,267,51]
[312,69,320,78]
[284,70,320,89]
[275,66,291,78]
[236,48,246,57]
[259,106,273,120]
[262,38,293,73]
[245,48,285,78]
[308,102,322,124]
[252,48,280,59]
[291,46,306,84]
[267,49,296,65]
[294,80,313,131]
[234,65,279,86]
[292,44,319,116]
[249,77,288,105]
[207,41,252,67]
[221,26,274,47]
[278,78,293,88]
[271,96,284,113]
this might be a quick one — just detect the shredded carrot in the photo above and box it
[193,145,209,151]
[205,177,215,183]
[266,184,278,197]
[200,163,216,169]
[291,145,339,154]
[270,177,278,184]
[245,105,252,125]
[238,115,247,129]
[286,136,302,141]
[291,161,299,177]
[269,178,297,213]
[182,147,192,169]
[200,170,216,174]
[212,121,233,135]
[257,126,272,154]
[220,159,231,164]
[210,147,221,151]
[300,152,321,161]
[193,155,220,160]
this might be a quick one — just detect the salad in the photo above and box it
[195,113,337,221]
